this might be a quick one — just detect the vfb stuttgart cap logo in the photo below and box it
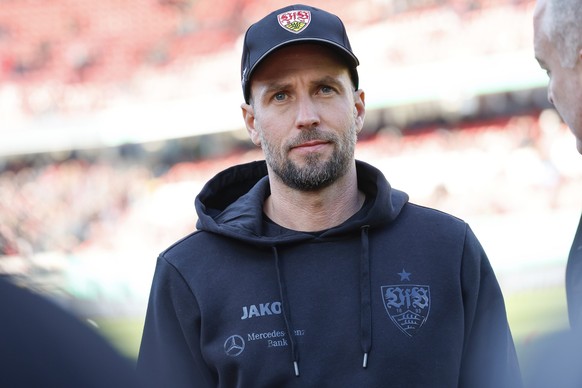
[277,10,311,34]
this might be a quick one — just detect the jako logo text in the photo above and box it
[241,302,282,320]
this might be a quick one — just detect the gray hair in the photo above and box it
[544,0,582,68]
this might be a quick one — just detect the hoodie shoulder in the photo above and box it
[394,201,473,248]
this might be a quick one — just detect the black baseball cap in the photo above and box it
[241,4,359,103]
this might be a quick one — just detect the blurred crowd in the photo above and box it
[359,111,582,217]
[0,0,535,120]
[1,110,580,263]
[0,157,152,257]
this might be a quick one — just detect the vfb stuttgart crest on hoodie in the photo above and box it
[381,269,431,337]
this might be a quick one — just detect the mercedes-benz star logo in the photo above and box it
[224,335,245,357]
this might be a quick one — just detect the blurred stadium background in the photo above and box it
[1,0,581,378]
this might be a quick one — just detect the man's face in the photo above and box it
[242,43,365,191]
[534,0,582,154]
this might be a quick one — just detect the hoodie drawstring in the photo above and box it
[273,246,300,377]
[272,226,372,376]
[360,225,372,368]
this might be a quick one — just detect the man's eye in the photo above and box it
[274,92,287,101]
[320,85,334,94]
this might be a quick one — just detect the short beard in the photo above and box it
[262,126,357,192]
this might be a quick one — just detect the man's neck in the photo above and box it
[264,169,365,232]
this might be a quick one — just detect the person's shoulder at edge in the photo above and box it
[0,276,147,388]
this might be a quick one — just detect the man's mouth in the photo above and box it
[291,140,329,151]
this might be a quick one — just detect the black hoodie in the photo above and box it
[566,213,582,328]
[137,160,522,388]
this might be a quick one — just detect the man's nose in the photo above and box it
[295,95,320,129]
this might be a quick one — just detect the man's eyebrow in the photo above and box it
[316,75,343,84]
[312,75,347,90]
[258,81,292,97]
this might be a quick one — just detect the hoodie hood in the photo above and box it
[195,160,408,245]
[194,160,409,373]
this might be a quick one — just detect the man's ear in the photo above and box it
[241,103,261,146]
[354,89,366,134]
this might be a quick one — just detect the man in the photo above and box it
[137,4,522,387]
[534,0,582,331]
[527,1,582,387]
[0,276,145,388]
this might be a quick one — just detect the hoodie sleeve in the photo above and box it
[137,255,215,388]
[458,226,523,388]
